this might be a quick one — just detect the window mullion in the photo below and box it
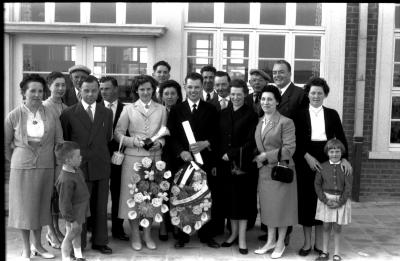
[81,2,90,24]
[45,3,55,23]
[116,2,126,25]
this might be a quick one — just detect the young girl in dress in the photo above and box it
[314,138,352,261]
[55,141,90,261]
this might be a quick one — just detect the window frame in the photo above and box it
[370,3,400,159]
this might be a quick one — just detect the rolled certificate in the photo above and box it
[182,121,203,165]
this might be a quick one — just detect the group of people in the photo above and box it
[5,59,353,261]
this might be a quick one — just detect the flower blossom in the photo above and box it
[171,216,180,225]
[151,198,162,208]
[159,181,170,191]
[127,198,136,208]
[154,213,163,223]
[201,212,208,222]
[141,157,152,168]
[170,208,178,217]
[192,171,202,181]
[201,199,212,211]
[134,193,144,203]
[194,221,202,230]
[133,162,142,171]
[161,204,169,213]
[192,205,202,215]
[163,171,172,179]
[155,161,166,171]
[140,218,150,227]
[183,225,192,234]
[158,192,169,201]
[128,210,137,220]
[171,185,180,196]
[144,170,155,181]
[131,173,141,184]
[192,181,203,192]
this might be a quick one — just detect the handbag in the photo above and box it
[111,136,125,165]
[231,147,246,175]
[271,147,293,183]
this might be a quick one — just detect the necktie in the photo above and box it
[192,103,197,114]
[107,102,112,109]
[206,93,211,101]
[77,91,82,101]
[254,93,261,104]
[87,105,94,122]
[220,98,227,110]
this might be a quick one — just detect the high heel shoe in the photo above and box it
[239,248,248,255]
[254,243,276,254]
[221,237,238,247]
[30,245,55,259]
[46,234,61,249]
[271,246,286,259]
[20,251,31,261]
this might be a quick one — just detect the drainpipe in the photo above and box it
[352,3,368,202]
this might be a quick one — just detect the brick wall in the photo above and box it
[360,3,400,199]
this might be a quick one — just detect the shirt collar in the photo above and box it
[139,99,152,108]
[187,99,200,109]
[309,105,323,114]
[62,164,76,173]
[81,99,96,110]
[218,95,230,101]
[279,82,291,95]
[329,160,341,165]
[104,100,117,107]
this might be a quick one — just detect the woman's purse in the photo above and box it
[111,136,125,165]
[271,147,293,183]
[231,147,246,175]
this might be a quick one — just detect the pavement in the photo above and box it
[5,199,400,261]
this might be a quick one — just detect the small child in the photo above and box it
[55,141,90,261]
[314,138,352,261]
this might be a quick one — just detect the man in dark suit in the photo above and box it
[258,60,308,244]
[63,65,91,106]
[244,69,271,117]
[209,71,231,112]
[60,75,113,254]
[99,76,129,241]
[200,65,218,102]
[167,72,220,249]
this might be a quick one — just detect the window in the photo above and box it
[391,39,400,144]
[20,3,45,22]
[224,3,250,24]
[126,3,152,24]
[90,3,116,23]
[296,3,322,26]
[55,3,80,23]
[187,33,214,73]
[258,35,285,75]
[188,3,214,23]
[294,36,321,83]
[223,34,249,81]
[92,46,148,103]
[260,3,286,25]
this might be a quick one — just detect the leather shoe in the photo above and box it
[239,248,248,255]
[91,245,112,254]
[258,233,268,241]
[298,247,312,256]
[221,238,238,247]
[174,240,186,248]
[113,233,129,241]
[202,239,220,248]
[314,246,323,255]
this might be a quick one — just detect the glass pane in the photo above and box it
[392,97,400,119]
[260,3,286,25]
[187,33,213,57]
[112,76,135,103]
[20,3,45,22]
[294,61,320,84]
[258,60,277,77]
[224,3,250,24]
[90,3,116,23]
[55,3,80,22]
[394,64,400,87]
[188,3,214,23]
[259,35,285,58]
[187,58,213,74]
[395,5,400,29]
[395,39,400,62]
[390,122,400,143]
[92,46,148,75]
[126,3,152,24]
[295,36,321,59]
[296,3,322,26]
[223,34,249,58]
[23,45,76,72]
[222,59,249,82]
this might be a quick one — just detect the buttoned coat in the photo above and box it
[114,100,167,157]
[5,104,64,168]
[60,102,113,181]
[277,82,309,119]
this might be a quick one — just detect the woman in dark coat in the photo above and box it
[217,79,258,255]
[294,77,352,256]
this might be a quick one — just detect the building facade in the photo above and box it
[4,3,400,200]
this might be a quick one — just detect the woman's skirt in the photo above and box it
[8,168,54,229]
[315,192,351,225]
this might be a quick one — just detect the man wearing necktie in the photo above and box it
[209,71,231,112]
[99,76,129,242]
[63,65,91,106]
[200,65,218,103]
[60,75,113,254]
[244,69,271,117]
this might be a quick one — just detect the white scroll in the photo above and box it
[182,121,203,165]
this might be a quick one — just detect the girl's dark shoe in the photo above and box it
[314,246,323,255]
[239,248,248,255]
[298,247,312,256]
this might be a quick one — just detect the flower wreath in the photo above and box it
[126,157,171,227]
[169,161,212,235]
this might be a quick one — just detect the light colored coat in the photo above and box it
[5,104,63,169]
[114,100,168,157]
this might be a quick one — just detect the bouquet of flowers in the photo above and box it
[126,157,171,227]
[169,161,212,235]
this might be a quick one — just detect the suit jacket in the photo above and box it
[114,100,167,157]
[244,93,263,117]
[254,111,296,169]
[167,99,218,172]
[277,82,309,120]
[218,103,258,173]
[104,100,125,155]
[294,106,349,159]
[5,104,64,168]
[60,102,113,181]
